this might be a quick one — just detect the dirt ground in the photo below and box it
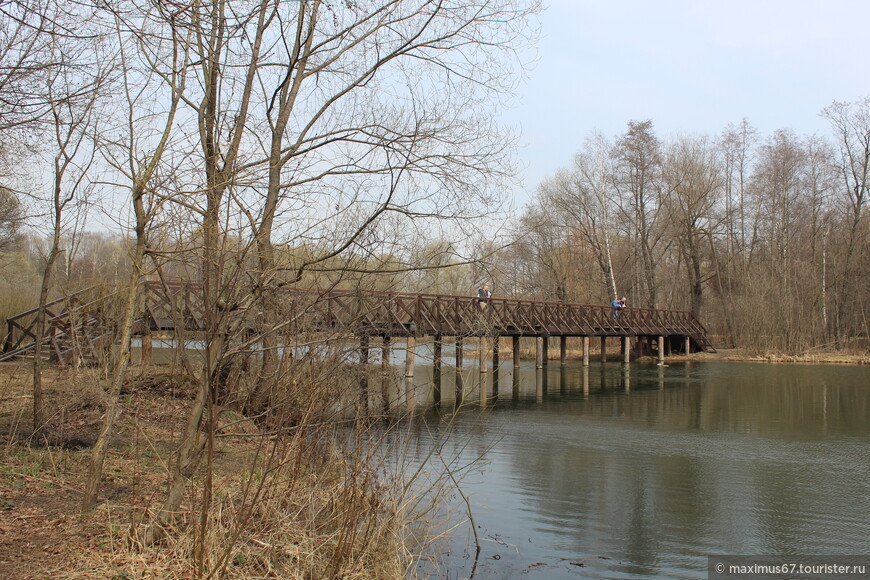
[0,363,194,579]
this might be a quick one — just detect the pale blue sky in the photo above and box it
[503,0,870,205]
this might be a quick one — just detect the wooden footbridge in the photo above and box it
[1,281,713,366]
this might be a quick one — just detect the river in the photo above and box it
[397,360,870,579]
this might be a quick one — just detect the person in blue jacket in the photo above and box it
[611,296,626,320]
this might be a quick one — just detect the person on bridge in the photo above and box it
[477,284,492,310]
[611,296,626,320]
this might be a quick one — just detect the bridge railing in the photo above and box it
[141,281,707,339]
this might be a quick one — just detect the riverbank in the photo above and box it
[0,362,422,579]
[662,347,870,365]
[488,341,870,366]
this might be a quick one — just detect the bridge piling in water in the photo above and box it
[582,336,590,366]
[492,338,500,397]
[381,336,391,415]
[404,336,415,378]
[478,337,488,374]
[359,336,369,414]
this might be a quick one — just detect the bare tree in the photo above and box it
[821,98,870,338]
[718,118,758,276]
[614,120,664,307]
[82,9,188,510]
[661,135,722,318]
[0,186,23,251]
[31,34,104,434]
[543,133,620,300]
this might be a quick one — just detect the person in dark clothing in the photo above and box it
[477,284,492,310]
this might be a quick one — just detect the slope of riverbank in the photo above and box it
[0,363,423,579]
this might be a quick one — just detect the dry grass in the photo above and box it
[0,361,438,579]
[665,347,870,365]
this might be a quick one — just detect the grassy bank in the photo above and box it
[459,336,870,366]
[0,362,441,579]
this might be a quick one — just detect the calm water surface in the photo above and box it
[398,361,870,579]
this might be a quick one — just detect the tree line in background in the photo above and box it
[492,115,869,355]
[7,113,867,357]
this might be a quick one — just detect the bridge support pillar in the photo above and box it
[433,335,442,404]
[512,336,520,367]
[455,336,463,368]
[622,337,630,363]
[492,337,500,396]
[560,336,567,365]
[684,335,691,354]
[582,336,590,366]
[141,332,152,366]
[359,336,369,414]
[536,337,544,369]
[479,337,488,373]
[542,337,549,366]
[582,366,590,395]
[382,336,391,414]
[455,337,464,404]
[658,336,665,363]
[405,377,415,415]
[600,336,607,363]
[404,336,415,377]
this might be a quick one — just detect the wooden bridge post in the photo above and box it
[405,377,415,414]
[535,337,544,369]
[542,337,549,366]
[623,364,631,393]
[433,335,442,404]
[141,331,152,366]
[492,337,500,397]
[405,336,415,378]
[478,337,488,373]
[359,336,369,414]
[582,336,590,366]
[512,336,520,367]
[622,336,630,363]
[600,336,607,363]
[658,335,665,363]
[455,336,463,404]
[582,365,590,395]
[478,337,488,405]
[433,335,442,373]
[455,336,463,369]
[559,336,567,365]
[684,335,691,354]
[382,336,391,415]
